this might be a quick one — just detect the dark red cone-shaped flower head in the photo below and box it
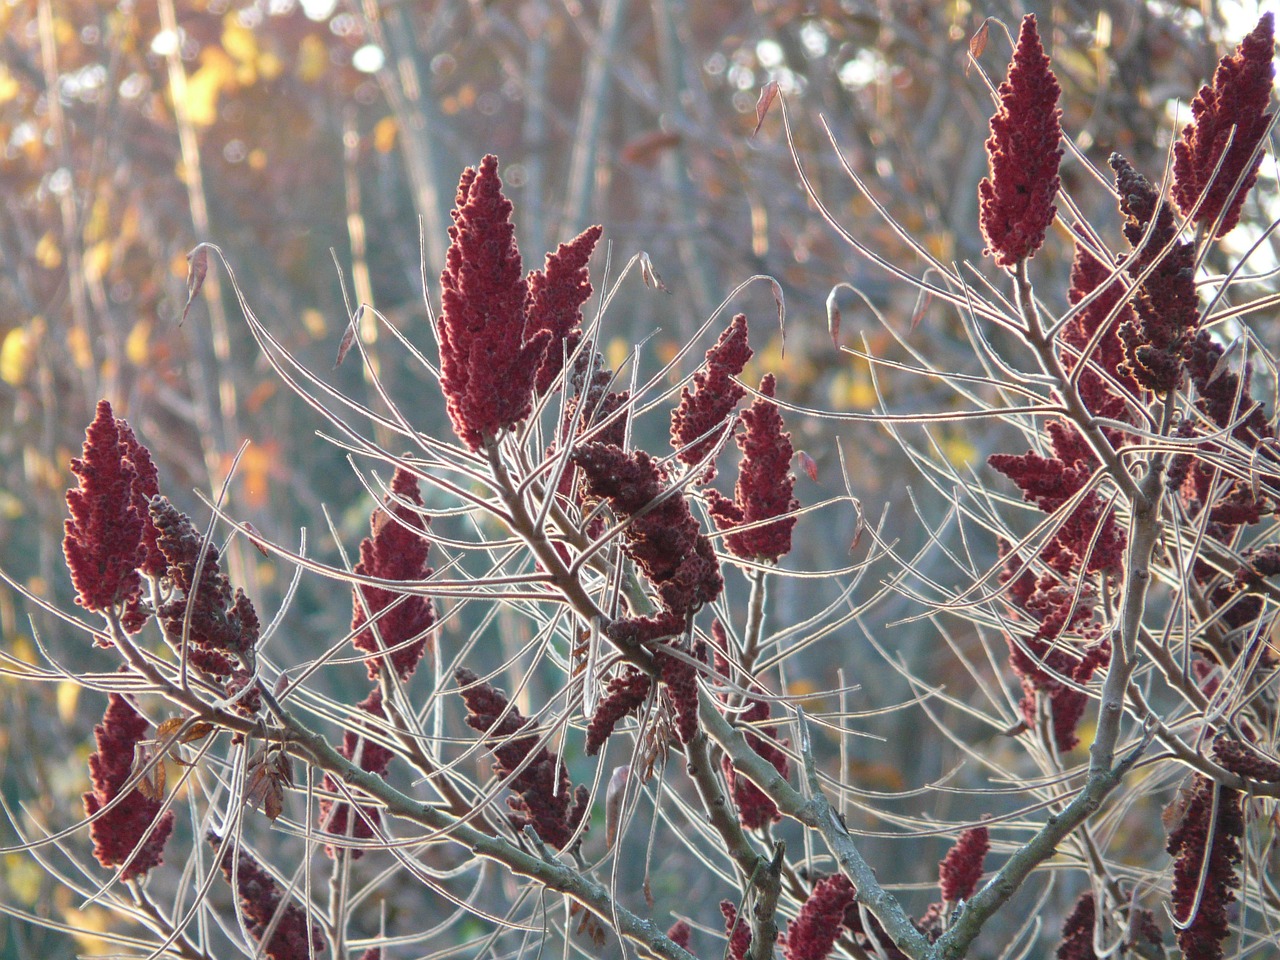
[988,421,1126,578]
[720,693,790,830]
[456,668,589,850]
[212,836,325,960]
[654,644,702,744]
[990,543,1113,754]
[152,497,260,678]
[1173,13,1275,238]
[116,420,167,578]
[939,826,989,902]
[667,920,691,950]
[706,373,799,563]
[64,401,151,629]
[783,873,856,960]
[527,224,603,395]
[1055,890,1160,960]
[585,667,651,755]
[713,621,790,830]
[1212,737,1280,781]
[720,901,753,960]
[319,686,395,859]
[438,155,549,450]
[1111,153,1199,394]
[351,467,436,682]
[1055,892,1097,960]
[83,694,174,880]
[670,313,753,480]
[978,14,1063,268]
[1167,773,1243,960]
[572,442,723,619]
[1063,234,1140,427]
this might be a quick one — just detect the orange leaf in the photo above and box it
[225,441,279,511]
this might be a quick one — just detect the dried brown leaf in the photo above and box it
[273,751,294,787]
[136,778,159,801]
[967,19,991,76]
[134,749,165,800]
[261,781,285,821]
[909,287,935,333]
[1161,784,1193,833]
[183,721,214,744]
[797,450,818,482]
[604,765,629,851]
[181,245,208,326]
[639,252,668,293]
[157,717,216,746]
[244,748,292,821]
[752,80,779,139]
[243,522,270,558]
[1205,337,1241,387]
[825,287,843,347]
[850,512,864,553]
[769,277,786,355]
[334,305,362,368]
[155,717,185,741]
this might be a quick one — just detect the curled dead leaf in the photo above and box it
[245,745,293,821]
[796,450,818,483]
[155,717,185,741]
[181,245,208,326]
[1205,336,1240,388]
[752,80,779,139]
[156,716,215,745]
[334,305,363,369]
[243,522,270,558]
[132,746,165,801]
[826,287,843,347]
[605,765,629,851]
[179,721,215,744]
[967,19,992,76]
[769,277,786,355]
[909,286,934,333]
[639,252,668,293]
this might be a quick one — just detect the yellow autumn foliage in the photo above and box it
[56,679,80,725]
[0,325,35,386]
[374,115,398,153]
[184,46,237,127]
[125,319,151,366]
[34,231,61,269]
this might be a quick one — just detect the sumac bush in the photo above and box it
[3,12,1279,960]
